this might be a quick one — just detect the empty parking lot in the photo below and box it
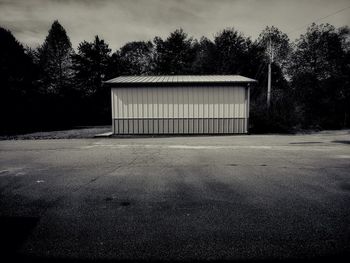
[0,131,350,261]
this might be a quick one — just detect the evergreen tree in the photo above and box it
[153,29,198,74]
[213,28,251,75]
[0,28,35,95]
[37,20,74,95]
[191,37,217,74]
[72,35,111,96]
[72,35,112,124]
[0,27,38,134]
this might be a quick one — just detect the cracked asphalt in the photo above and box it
[0,131,350,262]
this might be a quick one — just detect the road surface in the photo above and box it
[0,131,350,261]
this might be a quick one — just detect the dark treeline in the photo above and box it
[1,21,349,134]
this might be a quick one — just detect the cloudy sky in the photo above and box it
[1,0,349,51]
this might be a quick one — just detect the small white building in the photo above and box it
[104,75,256,135]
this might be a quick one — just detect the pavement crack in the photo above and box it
[72,164,124,192]
[89,177,98,183]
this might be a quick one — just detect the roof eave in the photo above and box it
[103,80,257,87]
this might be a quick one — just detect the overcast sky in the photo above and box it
[1,0,349,51]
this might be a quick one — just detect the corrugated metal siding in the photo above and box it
[113,118,247,134]
[113,86,247,119]
[112,86,249,134]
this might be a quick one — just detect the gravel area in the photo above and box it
[0,126,111,140]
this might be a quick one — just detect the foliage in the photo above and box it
[257,26,292,71]
[213,28,252,75]
[36,20,74,95]
[289,23,350,128]
[72,35,111,96]
[117,41,154,75]
[0,27,40,134]
[191,37,217,74]
[0,28,35,95]
[1,20,350,134]
[70,35,112,124]
[153,29,198,74]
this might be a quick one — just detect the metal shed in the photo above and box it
[104,75,257,135]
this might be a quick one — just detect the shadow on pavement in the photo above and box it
[0,216,39,258]
[10,254,350,263]
[0,216,349,262]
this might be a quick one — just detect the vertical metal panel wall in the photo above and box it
[111,86,249,134]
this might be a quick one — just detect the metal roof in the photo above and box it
[104,75,257,86]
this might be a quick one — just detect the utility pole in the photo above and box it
[267,37,273,109]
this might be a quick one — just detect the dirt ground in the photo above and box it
[0,126,111,140]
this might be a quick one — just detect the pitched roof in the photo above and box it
[104,75,257,86]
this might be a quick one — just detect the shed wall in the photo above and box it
[111,86,249,134]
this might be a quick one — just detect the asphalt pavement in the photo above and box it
[0,131,350,262]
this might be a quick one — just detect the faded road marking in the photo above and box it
[333,155,350,159]
[167,145,272,149]
[80,143,348,151]
[81,144,272,150]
